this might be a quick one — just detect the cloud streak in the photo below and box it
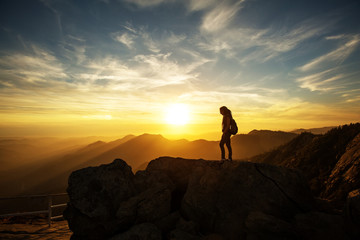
[198,17,329,64]
[123,0,171,8]
[295,34,360,100]
[298,34,360,72]
[296,69,345,92]
[200,1,244,33]
[112,32,135,49]
[0,45,68,88]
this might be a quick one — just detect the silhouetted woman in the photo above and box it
[219,106,232,161]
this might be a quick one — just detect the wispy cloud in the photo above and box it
[112,32,135,49]
[123,0,172,8]
[200,1,244,33]
[132,52,208,87]
[186,0,217,12]
[294,34,360,98]
[139,30,161,53]
[296,69,346,91]
[298,34,360,72]
[74,51,207,92]
[59,35,87,64]
[111,24,186,53]
[0,45,67,87]
[345,95,360,103]
[186,0,326,63]
[166,32,186,45]
[338,87,360,103]
[198,18,328,63]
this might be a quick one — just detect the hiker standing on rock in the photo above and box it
[219,106,233,161]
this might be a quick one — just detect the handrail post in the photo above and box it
[47,195,52,227]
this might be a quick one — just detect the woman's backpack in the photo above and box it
[230,118,238,135]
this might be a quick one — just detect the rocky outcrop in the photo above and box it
[322,133,360,202]
[252,123,360,203]
[64,157,348,239]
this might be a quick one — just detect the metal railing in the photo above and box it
[0,193,68,227]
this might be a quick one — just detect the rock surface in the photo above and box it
[344,189,360,238]
[179,160,313,239]
[251,123,360,202]
[109,223,162,240]
[294,211,345,240]
[322,133,360,202]
[64,157,348,239]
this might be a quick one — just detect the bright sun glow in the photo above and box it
[165,103,190,125]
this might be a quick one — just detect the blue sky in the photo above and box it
[0,0,359,138]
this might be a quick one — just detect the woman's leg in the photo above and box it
[226,139,232,160]
[219,134,226,160]
[225,136,232,160]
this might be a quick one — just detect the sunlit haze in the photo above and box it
[0,0,359,140]
[165,103,190,126]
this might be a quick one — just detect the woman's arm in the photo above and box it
[223,116,231,133]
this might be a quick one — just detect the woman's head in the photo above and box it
[220,106,230,115]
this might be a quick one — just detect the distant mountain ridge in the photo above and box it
[290,126,335,134]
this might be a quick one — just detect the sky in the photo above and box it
[0,0,359,140]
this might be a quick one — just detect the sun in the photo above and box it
[165,103,190,125]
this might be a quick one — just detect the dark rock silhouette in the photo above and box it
[252,123,360,205]
[64,157,348,240]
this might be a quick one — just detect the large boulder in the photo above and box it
[64,159,136,239]
[66,159,135,219]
